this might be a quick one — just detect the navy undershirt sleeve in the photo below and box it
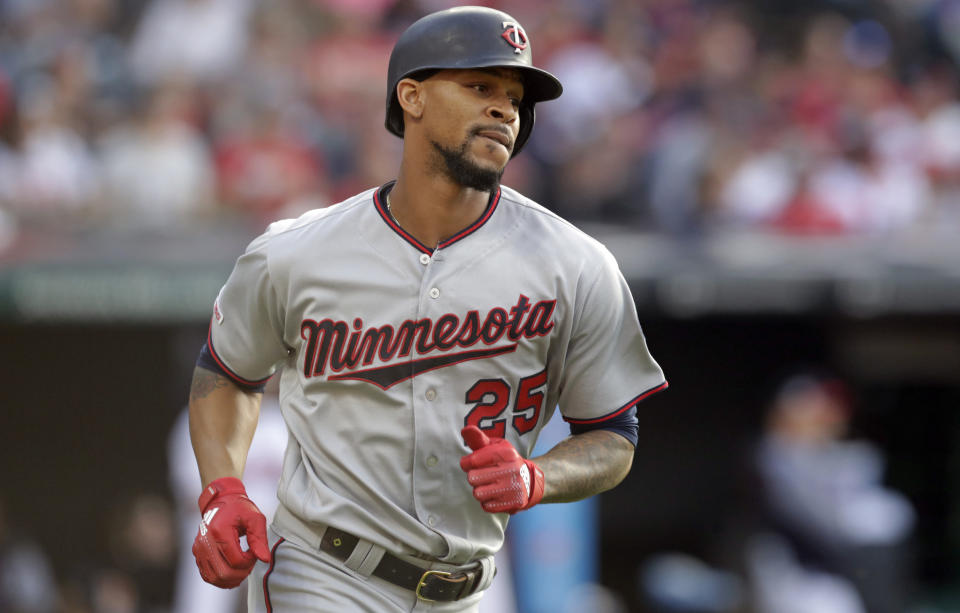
[196,341,268,393]
[569,405,639,447]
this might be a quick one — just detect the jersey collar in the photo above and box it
[374,180,501,255]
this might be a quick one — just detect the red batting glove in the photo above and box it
[459,425,545,514]
[192,477,271,588]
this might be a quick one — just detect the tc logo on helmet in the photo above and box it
[501,21,528,54]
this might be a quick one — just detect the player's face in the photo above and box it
[421,69,524,189]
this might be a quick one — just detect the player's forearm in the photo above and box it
[188,367,263,488]
[533,430,634,504]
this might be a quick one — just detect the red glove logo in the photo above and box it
[192,477,272,588]
[459,425,545,514]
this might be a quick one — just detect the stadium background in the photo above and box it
[1,0,959,611]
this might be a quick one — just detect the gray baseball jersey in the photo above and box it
[206,182,666,565]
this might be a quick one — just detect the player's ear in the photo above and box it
[396,78,426,123]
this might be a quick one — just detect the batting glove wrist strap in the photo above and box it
[197,476,248,512]
[460,425,546,514]
[525,462,546,510]
[192,477,271,589]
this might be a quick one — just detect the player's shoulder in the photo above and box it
[236,188,376,266]
[498,184,615,259]
[262,188,375,240]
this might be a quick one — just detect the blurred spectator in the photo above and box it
[219,2,311,126]
[0,131,19,252]
[786,138,931,234]
[640,552,744,613]
[911,63,960,231]
[650,6,762,234]
[530,3,655,221]
[712,131,801,230]
[128,0,255,86]
[98,81,216,228]
[742,372,915,613]
[104,492,177,613]
[213,98,328,225]
[298,6,396,199]
[9,76,101,221]
[55,492,176,613]
[0,499,57,613]
[0,0,133,225]
[643,371,918,613]
[88,568,140,613]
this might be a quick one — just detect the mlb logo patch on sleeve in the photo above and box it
[213,291,225,325]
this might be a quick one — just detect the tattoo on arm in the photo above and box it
[534,430,635,504]
[189,368,232,402]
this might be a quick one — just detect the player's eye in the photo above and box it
[471,83,489,94]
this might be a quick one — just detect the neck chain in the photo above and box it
[385,192,407,233]
[385,192,397,222]
[386,191,437,250]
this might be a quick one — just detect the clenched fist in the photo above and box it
[459,425,545,514]
[192,477,271,588]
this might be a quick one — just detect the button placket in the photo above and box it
[411,249,449,531]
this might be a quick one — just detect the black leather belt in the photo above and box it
[319,527,484,602]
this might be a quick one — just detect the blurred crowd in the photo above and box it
[640,371,916,613]
[0,493,176,613]
[0,0,959,252]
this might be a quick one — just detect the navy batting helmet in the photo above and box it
[385,6,563,156]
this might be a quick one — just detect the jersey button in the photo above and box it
[427,515,437,527]
[426,455,438,467]
[419,253,430,265]
[428,287,440,299]
[425,388,437,401]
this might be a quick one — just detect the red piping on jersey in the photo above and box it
[437,188,500,248]
[206,325,273,388]
[263,537,284,613]
[374,183,501,254]
[564,380,669,425]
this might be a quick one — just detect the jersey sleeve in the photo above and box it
[558,248,667,425]
[206,229,290,385]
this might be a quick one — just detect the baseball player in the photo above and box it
[187,6,667,612]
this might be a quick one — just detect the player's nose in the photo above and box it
[486,94,519,126]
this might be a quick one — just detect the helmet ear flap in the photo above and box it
[386,92,404,137]
[512,104,535,156]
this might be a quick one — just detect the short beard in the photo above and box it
[429,138,504,192]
